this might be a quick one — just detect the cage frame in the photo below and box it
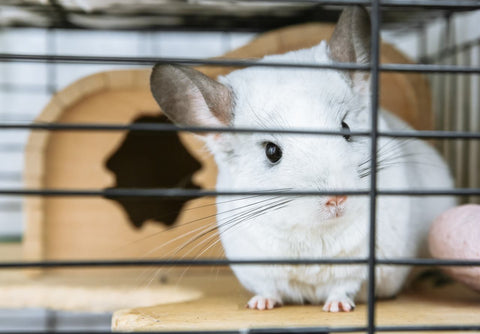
[0,0,480,333]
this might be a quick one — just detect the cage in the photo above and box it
[0,0,479,333]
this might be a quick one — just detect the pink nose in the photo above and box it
[325,195,347,207]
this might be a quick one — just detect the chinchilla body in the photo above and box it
[150,6,455,311]
[211,46,454,305]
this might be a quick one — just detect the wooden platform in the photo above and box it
[112,271,480,333]
[1,243,478,332]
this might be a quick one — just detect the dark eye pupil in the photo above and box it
[265,142,282,163]
[342,121,351,141]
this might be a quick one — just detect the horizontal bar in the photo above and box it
[0,188,478,197]
[0,258,367,269]
[0,122,371,136]
[377,258,480,266]
[379,189,480,196]
[1,257,479,269]
[421,37,480,63]
[249,327,362,334]
[382,63,480,74]
[1,122,480,140]
[348,0,480,7]
[381,130,480,139]
[4,0,480,10]
[0,188,370,197]
[1,54,480,73]
[223,0,480,8]
[376,325,480,332]
[250,325,480,333]
[0,53,369,70]
[2,324,480,334]
[0,235,22,243]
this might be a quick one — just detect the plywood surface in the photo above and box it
[112,272,480,333]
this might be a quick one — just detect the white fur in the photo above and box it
[201,41,455,308]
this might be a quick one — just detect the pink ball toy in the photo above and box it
[428,204,480,292]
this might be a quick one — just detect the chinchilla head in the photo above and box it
[150,6,374,227]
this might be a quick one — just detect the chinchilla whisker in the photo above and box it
[182,189,293,212]
[117,195,258,252]
[380,160,449,171]
[140,197,288,283]
[176,200,290,282]
[208,200,292,256]
[358,151,448,177]
[123,193,292,254]
[173,199,293,284]
[135,222,216,286]
[358,139,417,168]
[135,199,280,286]
[137,221,216,260]
[135,196,285,265]
[189,199,292,258]
[216,199,292,239]
[377,150,430,165]
[175,237,227,285]
[149,199,289,286]
[142,222,217,288]
[172,197,289,258]
[357,139,444,178]
[179,201,294,281]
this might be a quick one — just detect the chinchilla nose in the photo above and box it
[325,195,347,207]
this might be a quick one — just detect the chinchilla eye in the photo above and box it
[341,121,352,142]
[265,142,282,163]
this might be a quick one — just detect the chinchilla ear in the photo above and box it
[150,64,234,130]
[328,6,371,87]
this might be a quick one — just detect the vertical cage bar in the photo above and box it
[437,15,449,154]
[447,14,461,190]
[367,0,381,333]
[46,28,57,94]
[459,49,473,203]
[470,43,480,204]
[418,23,427,61]
[442,13,454,172]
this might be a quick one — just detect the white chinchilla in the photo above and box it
[150,6,455,312]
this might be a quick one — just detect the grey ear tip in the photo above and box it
[354,5,369,14]
[343,5,371,32]
[152,63,170,74]
[151,64,176,86]
[151,63,162,77]
[342,5,369,20]
[150,64,159,87]
[150,64,172,102]
[355,6,371,21]
[336,5,371,33]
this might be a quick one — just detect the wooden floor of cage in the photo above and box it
[111,268,480,333]
[1,243,479,333]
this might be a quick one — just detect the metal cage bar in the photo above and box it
[1,53,480,74]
